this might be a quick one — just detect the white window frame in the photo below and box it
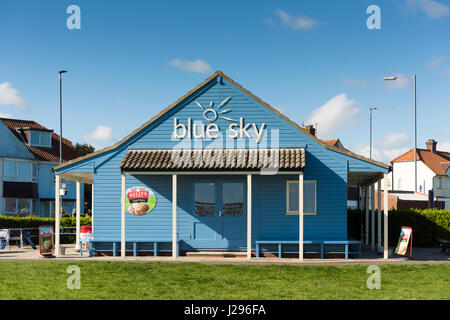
[29,130,51,148]
[286,180,317,216]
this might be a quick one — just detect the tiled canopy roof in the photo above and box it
[391,148,450,175]
[120,148,305,171]
[1,118,79,162]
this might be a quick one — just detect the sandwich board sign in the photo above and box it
[395,226,413,257]
[39,225,54,257]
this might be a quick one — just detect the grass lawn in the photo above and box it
[0,261,448,299]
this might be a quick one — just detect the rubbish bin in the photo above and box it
[80,226,93,252]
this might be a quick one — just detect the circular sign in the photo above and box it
[126,186,157,216]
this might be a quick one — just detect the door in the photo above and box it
[189,179,246,250]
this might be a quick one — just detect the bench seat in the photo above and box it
[83,240,179,257]
[255,240,361,259]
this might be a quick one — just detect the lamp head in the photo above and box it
[384,76,397,81]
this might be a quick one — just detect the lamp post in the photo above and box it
[384,75,417,192]
[369,107,377,159]
[58,70,67,165]
[58,70,67,220]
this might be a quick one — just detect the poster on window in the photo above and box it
[395,226,413,257]
[39,225,54,256]
[126,186,157,215]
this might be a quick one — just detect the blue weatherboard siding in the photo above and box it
[57,74,388,250]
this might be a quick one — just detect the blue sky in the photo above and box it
[0,0,449,163]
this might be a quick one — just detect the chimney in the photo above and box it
[305,125,316,137]
[426,139,437,153]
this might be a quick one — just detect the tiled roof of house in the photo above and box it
[1,118,80,163]
[120,148,305,171]
[391,148,450,175]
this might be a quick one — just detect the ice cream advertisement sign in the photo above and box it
[39,225,54,256]
[126,186,157,215]
[395,226,413,257]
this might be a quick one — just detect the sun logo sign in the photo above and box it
[195,96,237,123]
[173,96,266,142]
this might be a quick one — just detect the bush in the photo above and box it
[348,208,450,247]
[0,216,92,244]
[0,216,91,229]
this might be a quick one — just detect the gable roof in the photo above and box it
[1,118,79,162]
[391,148,450,175]
[54,71,389,171]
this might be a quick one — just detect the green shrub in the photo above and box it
[0,216,91,229]
[348,208,450,247]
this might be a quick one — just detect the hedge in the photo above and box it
[348,208,450,247]
[0,216,91,229]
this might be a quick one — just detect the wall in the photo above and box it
[383,161,435,192]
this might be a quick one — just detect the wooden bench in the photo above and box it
[255,240,362,259]
[86,240,180,257]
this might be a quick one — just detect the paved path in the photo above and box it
[0,245,448,266]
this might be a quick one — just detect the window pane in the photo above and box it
[32,199,38,214]
[287,181,316,214]
[222,183,243,216]
[194,183,215,216]
[17,199,31,217]
[18,162,31,181]
[40,132,51,146]
[304,181,316,214]
[288,182,299,212]
[30,131,39,145]
[32,163,38,181]
[4,198,16,213]
[4,161,17,179]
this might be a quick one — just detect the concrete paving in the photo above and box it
[0,245,449,266]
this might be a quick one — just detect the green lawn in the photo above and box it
[0,261,448,299]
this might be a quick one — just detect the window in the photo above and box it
[32,163,38,182]
[29,130,51,147]
[222,182,244,216]
[447,178,450,189]
[4,161,17,180]
[3,198,36,217]
[437,178,442,189]
[286,180,317,215]
[18,162,31,181]
[194,183,215,216]
[4,198,17,214]
[3,160,35,182]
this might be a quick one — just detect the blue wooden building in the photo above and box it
[54,71,390,259]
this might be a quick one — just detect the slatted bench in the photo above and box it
[255,240,361,259]
[85,240,180,257]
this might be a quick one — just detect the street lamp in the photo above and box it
[58,70,67,165]
[58,70,67,220]
[384,74,417,192]
[369,107,377,159]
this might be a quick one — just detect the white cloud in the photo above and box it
[353,133,411,163]
[275,9,323,30]
[403,0,450,19]
[0,82,28,110]
[83,125,113,141]
[306,93,361,137]
[427,56,446,68]
[169,59,212,74]
[383,75,410,90]
[439,140,450,152]
[0,112,13,118]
